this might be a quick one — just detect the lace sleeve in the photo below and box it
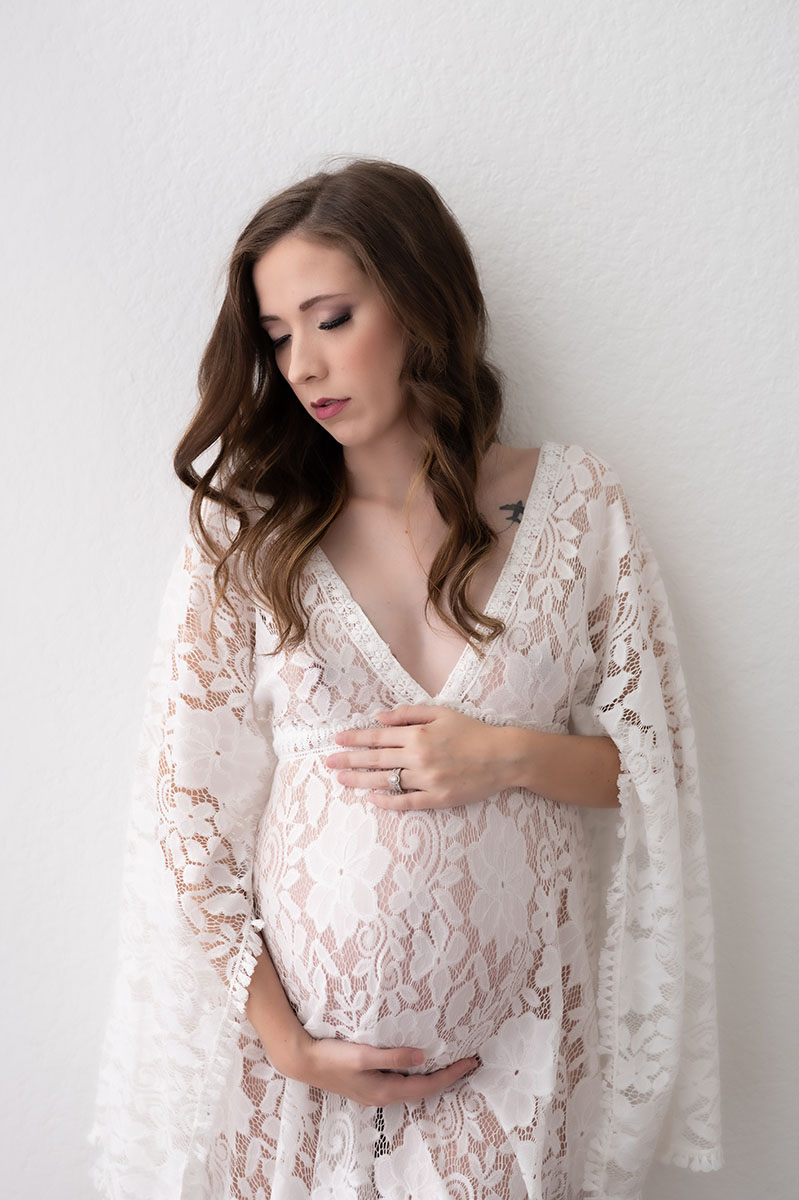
[90,499,276,1199]
[155,502,273,985]
[568,454,723,1197]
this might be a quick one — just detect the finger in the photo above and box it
[404,1056,480,1096]
[374,705,440,725]
[338,771,407,792]
[354,1045,427,1073]
[340,767,424,793]
[333,728,405,749]
[327,749,406,770]
[336,770,397,790]
[374,1057,480,1103]
[367,789,428,811]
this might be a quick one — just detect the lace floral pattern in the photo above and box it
[90,444,722,1199]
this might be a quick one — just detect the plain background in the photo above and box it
[2,2,797,1197]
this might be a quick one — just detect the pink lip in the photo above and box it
[311,397,350,408]
[311,397,350,420]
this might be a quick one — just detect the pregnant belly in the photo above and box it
[253,760,564,1069]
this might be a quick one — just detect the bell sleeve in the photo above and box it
[567,454,723,1197]
[90,498,277,1200]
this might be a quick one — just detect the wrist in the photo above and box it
[496,725,623,809]
[495,725,538,792]
[265,1019,315,1081]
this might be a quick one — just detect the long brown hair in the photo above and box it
[173,157,507,655]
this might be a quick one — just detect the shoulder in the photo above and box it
[188,488,277,558]
[203,487,275,533]
[543,444,636,526]
[179,496,237,572]
[480,443,540,493]
[557,444,625,491]
[551,446,649,569]
[483,441,628,504]
[178,493,259,595]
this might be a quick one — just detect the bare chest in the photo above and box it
[317,449,539,697]
[321,527,511,696]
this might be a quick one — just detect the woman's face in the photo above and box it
[252,235,411,448]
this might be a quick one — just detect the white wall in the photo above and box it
[2,2,796,1196]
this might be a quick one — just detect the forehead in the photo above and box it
[252,236,366,307]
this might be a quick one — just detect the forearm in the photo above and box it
[245,942,310,1075]
[244,935,478,1106]
[497,727,621,809]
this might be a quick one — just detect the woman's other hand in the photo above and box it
[246,945,480,1105]
[325,704,515,811]
[285,1030,479,1107]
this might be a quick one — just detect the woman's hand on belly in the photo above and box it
[286,1030,479,1108]
[325,704,516,812]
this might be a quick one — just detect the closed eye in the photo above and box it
[270,311,351,350]
[319,313,352,332]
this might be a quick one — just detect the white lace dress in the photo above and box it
[90,443,722,1200]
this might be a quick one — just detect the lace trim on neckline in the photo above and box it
[310,442,565,705]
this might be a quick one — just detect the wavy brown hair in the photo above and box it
[173,157,508,656]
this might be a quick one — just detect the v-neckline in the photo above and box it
[310,442,563,705]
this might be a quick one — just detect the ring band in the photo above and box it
[388,767,405,794]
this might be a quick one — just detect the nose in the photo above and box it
[285,330,326,387]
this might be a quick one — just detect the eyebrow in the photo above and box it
[259,293,350,325]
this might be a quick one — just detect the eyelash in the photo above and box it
[270,311,351,350]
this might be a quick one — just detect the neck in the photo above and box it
[342,426,430,509]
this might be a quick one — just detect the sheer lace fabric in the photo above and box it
[90,443,722,1199]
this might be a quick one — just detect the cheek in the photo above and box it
[347,323,405,382]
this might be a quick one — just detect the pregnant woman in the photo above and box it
[90,159,722,1199]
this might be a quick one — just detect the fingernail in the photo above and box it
[412,1050,425,1065]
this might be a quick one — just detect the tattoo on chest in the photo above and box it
[499,500,525,526]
